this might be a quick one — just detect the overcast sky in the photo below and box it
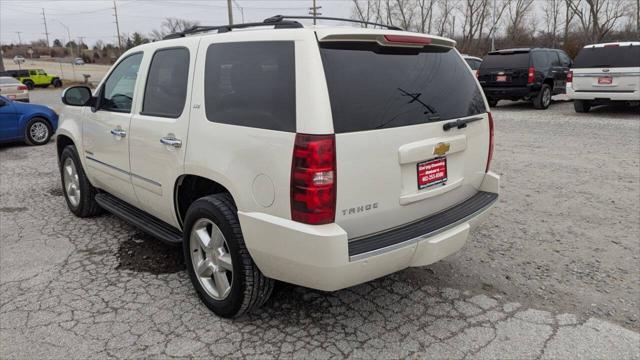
[0,0,353,46]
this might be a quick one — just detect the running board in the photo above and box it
[95,193,183,245]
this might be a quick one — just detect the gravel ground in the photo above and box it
[1,90,639,358]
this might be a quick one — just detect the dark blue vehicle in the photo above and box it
[0,95,58,145]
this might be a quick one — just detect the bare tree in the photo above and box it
[150,18,200,40]
[506,0,535,37]
[436,0,454,36]
[543,0,563,46]
[416,0,437,33]
[567,0,627,42]
[459,0,491,51]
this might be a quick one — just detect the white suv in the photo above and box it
[567,42,640,112]
[57,16,500,318]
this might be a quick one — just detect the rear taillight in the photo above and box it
[527,67,535,84]
[486,113,494,172]
[567,70,573,83]
[17,85,28,91]
[291,133,336,225]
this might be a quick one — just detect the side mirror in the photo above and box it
[62,86,94,107]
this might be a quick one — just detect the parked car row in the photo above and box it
[0,76,29,102]
[470,42,639,112]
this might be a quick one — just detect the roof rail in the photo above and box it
[162,14,402,40]
[163,18,303,39]
[263,15,402,30]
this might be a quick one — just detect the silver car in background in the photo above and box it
[0,76,29,102]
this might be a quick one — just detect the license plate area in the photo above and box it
[417,157,447,190]
[496,75,507,82]
[598,76,613,85]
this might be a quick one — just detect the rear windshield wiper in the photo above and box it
[442,116,483,131]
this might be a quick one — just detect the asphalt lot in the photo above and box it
[1,89,639,359]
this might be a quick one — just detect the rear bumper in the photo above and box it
[239,171,500,291]
[482,85,537,100]
[567,86,640,101]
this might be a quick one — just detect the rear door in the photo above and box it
[478,51,530,87]
[317,34,490,239]
[572,44,640,93]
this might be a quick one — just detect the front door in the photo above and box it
[83,52,144,206]
[129,42,198,227]
[0,98,18,141]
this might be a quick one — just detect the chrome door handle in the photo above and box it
[160,136,182,148]
[110,128,127,138]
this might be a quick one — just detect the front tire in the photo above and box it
[533,84,552,109]
[59,145,103,217]
[183,194,274,318]
[574,100,591,113]
[25,117,52,145]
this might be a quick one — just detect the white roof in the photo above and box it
[583,41,640,48]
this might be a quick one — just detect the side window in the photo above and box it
[532,52,546,68]
[37,70,46,75]
[29,70,37,76]
[204,41,295,132]
[100,53,143,113]
[549,51,561,66]
[142,47,190,118]
[558,52,572,67]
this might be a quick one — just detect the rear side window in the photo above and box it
[574,46,640,68]
[204,41,295,132]
[531,51,548,68]
[558,51,572,67]
[142,47,190,118]
[481,52,530,68]
[320,43,486,133]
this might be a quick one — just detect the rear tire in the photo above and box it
[487,98,498,107]
[59,145,103,218]
[183,193,274,318]
[533,84,552,109]
[23,80,34,90]
[574,100,591,113]
[24,117,52,145]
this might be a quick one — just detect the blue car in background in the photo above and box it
[0,95,58,145]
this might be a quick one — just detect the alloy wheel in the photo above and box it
[62,157,81,207]
[189,218,233,300]
[30,122,49,143]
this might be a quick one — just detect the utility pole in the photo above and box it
[41,8,50,47]
[78,36,85,58]
[15,31,22,45]
[54,20,73,57]
[113,0,123,53]
[227,0,234,25]
[309,0,322,25]
[491,0,496,51]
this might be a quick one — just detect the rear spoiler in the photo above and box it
[318,33,456,49]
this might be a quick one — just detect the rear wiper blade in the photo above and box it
[442,116,483,131]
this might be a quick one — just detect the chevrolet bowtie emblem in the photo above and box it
[433,142,450,156]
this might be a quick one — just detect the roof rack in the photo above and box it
[263,15,402,30]
[163,14,401,40]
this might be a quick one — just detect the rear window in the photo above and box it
[0,77,20,85]
[320,43,486,133]
[204,41,295,132]
[481,52,530,68]
[574,46,640,68]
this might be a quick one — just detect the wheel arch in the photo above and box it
[543,78,554,90]
[174,174,237,228]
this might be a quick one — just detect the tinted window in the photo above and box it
[142,48,190,118]
[574,46,640,68]
[101,53,143,113]
[531,51,548,68]
[465,58,481,70]
[558,51,572,67]
[204,42,295,132]
[481,52,530,68]
[320,43,486,133]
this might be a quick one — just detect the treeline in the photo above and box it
[351,0,639,57]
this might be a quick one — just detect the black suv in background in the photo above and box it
[478,48,572,109]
